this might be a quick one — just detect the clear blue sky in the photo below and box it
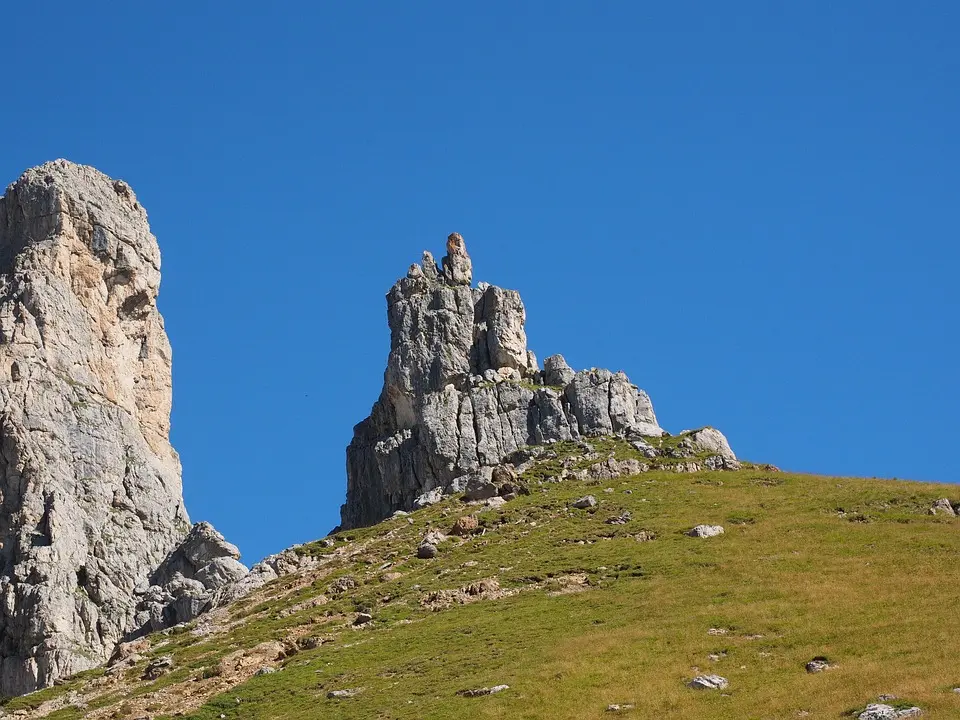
[2,2,957,564]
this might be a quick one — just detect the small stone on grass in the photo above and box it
[457,684,509,697]
[688,674,728,690]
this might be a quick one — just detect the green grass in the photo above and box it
[9,438,960,719]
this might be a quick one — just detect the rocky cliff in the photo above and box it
[0,161,241,695]
[342,234,675,529]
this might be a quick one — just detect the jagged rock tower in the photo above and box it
[342,234,665,529]
[0,161,191,694]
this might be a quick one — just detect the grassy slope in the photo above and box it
[7,449,960,719]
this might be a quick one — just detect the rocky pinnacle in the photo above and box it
[342,234,663,529]
[0,161,189,694]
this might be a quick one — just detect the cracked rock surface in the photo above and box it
[0,161,202,694]
[342,234,667,529]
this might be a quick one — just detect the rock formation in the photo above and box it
[0,161,241,694]
[130,522,248,637]
[342,234,670,529]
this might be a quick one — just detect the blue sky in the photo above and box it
[2,2,957,564]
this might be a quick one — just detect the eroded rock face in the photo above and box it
[341,234,666,529]
[0,161,191,694]
[130,522,248,636]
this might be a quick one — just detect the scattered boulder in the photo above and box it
[327,576,358,595]
[421,578,506,611]
[857,704,923,719]
[457,684,510,697]
[572,495,598,509]
[688,674,728,690]
[413,488,444,509]
[805,656,835,673]
[255,666,276,676]
[108,638,151,668]
[606,703,636,712]
[491,464,527,497]
[417,543,438,559]
[578,457,648,481]
[451,516,479,536]
[687,525,725,538]
[423,530,447,545]
[296,636,331,651]
[606,511,632,525]
[703,454,742,471]
[142,655,174,681]
[930,498,956,517]
[629,438,659,458]
[462,468,499,501]
[327,688,362,699]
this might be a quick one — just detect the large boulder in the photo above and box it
[688,427,737,461]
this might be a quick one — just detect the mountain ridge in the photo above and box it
[343,232,727,530]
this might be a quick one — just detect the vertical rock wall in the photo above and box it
[0,161,190,694]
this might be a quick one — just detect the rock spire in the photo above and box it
[0,161,242,694]
[342,234,664,529]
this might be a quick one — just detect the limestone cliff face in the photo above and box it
[0,161,189,694]
[342,234,663,529]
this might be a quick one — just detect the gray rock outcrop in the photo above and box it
[930,498,956,517]
[204,542,321,611]
[687,674,728,690]
[342,234,667,529]
[130,522,247,635]
[688,427,737,461]
[687,525,725,538]
[858,704,923,719]
[0,161,240,694]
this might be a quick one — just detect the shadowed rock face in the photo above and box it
[341,235,663,530]
[0,161,190,694]
[129,522,248,638]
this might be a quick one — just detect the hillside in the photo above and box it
[5,436,959,719]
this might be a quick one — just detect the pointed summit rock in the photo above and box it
[441,232,472,286]
[341,234,664,529]
[0,161,238,694]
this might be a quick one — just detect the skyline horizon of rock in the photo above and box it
[341,232,724,529]
[0,159,739,696]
